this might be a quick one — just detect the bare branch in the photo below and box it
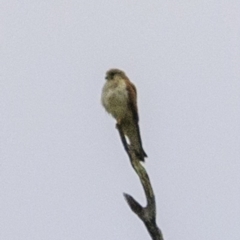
[116,124,164,240]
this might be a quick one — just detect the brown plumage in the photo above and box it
[102,68,147,161]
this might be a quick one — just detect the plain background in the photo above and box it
[1,1,240,239]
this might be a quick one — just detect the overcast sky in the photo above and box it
[1,1,240,239]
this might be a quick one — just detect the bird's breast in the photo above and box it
[102,79,129,120]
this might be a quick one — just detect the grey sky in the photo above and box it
[1,1,240,239]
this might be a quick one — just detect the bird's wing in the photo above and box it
[125,79,147,160]
[126,80,139,123]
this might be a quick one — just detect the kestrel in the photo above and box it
[101,68,147,161]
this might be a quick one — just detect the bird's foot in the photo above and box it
[115,118,122,129]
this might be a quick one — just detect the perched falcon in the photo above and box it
[101,68,147,161]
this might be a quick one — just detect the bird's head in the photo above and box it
[105,68,127,81]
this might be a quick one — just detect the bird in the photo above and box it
[101,68,147,161]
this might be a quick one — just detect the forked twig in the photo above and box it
[116,124,164,240]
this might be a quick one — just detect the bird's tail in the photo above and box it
[123,122,147,162]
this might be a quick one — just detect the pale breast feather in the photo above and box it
[102,79,128,119]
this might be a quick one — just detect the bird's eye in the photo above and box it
[110,73,115,78]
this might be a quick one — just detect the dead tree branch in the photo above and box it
[116,124,164,240]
